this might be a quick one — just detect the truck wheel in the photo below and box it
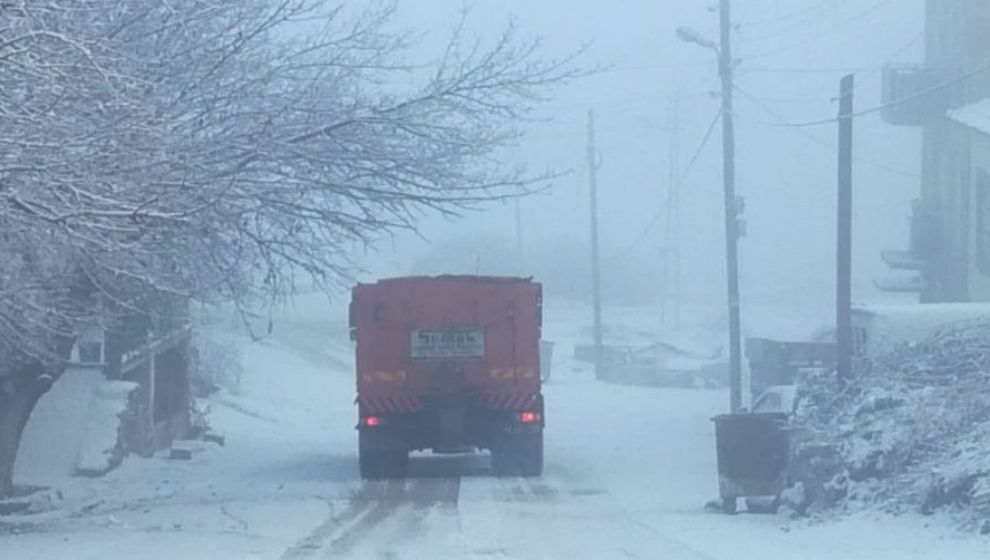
[492,432,543,477]
[359,449,408,480]
[517,432,544,477]
[722,497,738,515]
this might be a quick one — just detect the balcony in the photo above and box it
[878,199,938,294]
[881,65,953,126]
[881,250,926,271]
[874,274,928,293]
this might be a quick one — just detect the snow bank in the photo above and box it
[74,380,139,476]
[14,369,138,484]
[791,320,990,531]
[15,368,103,482]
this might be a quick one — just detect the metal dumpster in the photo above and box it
[712,412,791,514]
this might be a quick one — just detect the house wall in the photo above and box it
[916,0,990,302]
[920,121,972,301]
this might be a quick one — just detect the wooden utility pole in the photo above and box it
[719,0,743,413]
[587,109,604,381]
[836,75,855,388]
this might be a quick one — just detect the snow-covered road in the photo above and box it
[3,307,988,559]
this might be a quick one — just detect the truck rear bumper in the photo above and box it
[357,395,544,453]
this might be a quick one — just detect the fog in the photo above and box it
[359,0,923,332]
[13,3,990,558]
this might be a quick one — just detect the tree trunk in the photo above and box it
[0,277,86,497]
[0,369,48,498]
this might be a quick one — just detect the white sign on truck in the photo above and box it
[410,328,486,360]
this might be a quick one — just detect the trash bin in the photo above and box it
[539,340,554,382]
[712,412,791,514]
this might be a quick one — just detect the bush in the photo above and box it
[790,322,990,526]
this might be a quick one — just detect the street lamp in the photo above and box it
[675,26,718,53]
[676,5,744,414]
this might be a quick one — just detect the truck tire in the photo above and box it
[722,497,738,515]
[492,432,543,477]
[359,448,408,480]
[358,431,408,480]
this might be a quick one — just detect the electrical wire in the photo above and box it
[738,0,851,28]
[741,0,899,61]
[733,85,919,178]
[737,0,855,44]
[771,59,990,128]
[736,30,925,110]
[604,108,723,261]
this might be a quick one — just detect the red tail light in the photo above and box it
[519,411,541,424]
[362,416,383,427]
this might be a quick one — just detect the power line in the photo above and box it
[737,0,855,44]
[773,59,990,128]
[733,85,919,178]
[737,30,925,108]
[738,0,850,28]
[603,61,710,73]
[604,108,722,260]
[741,66,885,75]
[738,31,922,82]
[741,0,899,61]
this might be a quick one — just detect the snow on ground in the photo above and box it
[2,298,989,559]
[75,380,140,475]
[14,367,105,482]
[15,368,136,482]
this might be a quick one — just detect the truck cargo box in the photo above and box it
[350,275,544,478]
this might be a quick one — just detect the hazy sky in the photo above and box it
[357,0,926,333]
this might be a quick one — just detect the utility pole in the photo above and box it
[719,0,743,413]
[675,2,742,412]
[836,75,855,389]
[587,109,604,381]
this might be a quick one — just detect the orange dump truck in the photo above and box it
[350,276,544,479]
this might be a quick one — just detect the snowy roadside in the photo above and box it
[1,323,359,533]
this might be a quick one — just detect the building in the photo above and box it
[880,0,990,302]
[945,100,990,300]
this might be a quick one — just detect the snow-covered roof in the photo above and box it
[947,98,990,136]
[853,302,990,354]
[852,302,990,320]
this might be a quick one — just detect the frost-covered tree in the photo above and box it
[0,0,581,496]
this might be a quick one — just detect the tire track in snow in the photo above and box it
[281,475,463,559]
[487,470,567,558]
[279,479,401,559]
[319,479,407,556]
[370,476,462,558]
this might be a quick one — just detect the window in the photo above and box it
[976,169,990,275]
